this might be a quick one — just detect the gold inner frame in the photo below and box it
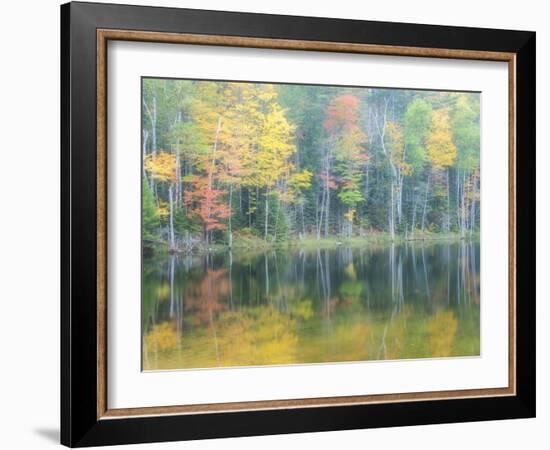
[96,29,517,420]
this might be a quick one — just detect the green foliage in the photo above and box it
[337,189,363,207]
[169,121,209,160]
[142,180,159,243]
[142,78,480,252]
[173,205,198,235]
[452,94,480,171]
[404,98,432,172]
[272,202,290,242]
[325,95,368,209]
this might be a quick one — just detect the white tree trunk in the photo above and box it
[168,184,175,251]
[228,184,233,248]
[411,190,418,236]
[421,172,431,233]
[446,169,451,233]
[389,182,395,241]
[264,189,269,241]
[142,129,149,179]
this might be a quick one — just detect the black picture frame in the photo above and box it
[61,1,535,447]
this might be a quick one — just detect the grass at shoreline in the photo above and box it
[145,231,480,257]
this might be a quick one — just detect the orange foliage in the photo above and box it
[184,175,230,232]
[184,269,229,325]
[323,94,361,132]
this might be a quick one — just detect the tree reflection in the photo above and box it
[142,241,480,370]
[427,310,458,357]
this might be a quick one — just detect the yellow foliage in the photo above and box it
[344,208,356,223]
[289,169,313,191]
[252,104,296,188]
[384,307,412,359]
[190,82,298,197]
[145,322,178,352]
[325,322,370,362]
[344,262,357,280]
[155,283,171,302]
[214,313,255,363]
[386,121,412,176]
[257,87,278,102]
[427,310,458,357]
[215,307,298,366]
[427,109,457,169]
[290,299,314,320]
[258,333,298,365]
[144,151,177,182]
[156,199,169,219]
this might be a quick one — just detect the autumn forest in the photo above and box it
[142,79,480,253]
[142,78,481,370]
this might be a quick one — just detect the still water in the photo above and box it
[142,242,480,370]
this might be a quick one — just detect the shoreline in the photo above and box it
[145,232,480,257]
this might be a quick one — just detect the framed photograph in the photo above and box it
[61,1,535,447]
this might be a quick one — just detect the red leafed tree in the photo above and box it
[184,174,230,244]
[323,94,361,133]
[322,94,367,237]
[184,269,229,326]
[316,95,362,239]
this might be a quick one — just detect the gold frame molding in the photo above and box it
[96,29,516,420]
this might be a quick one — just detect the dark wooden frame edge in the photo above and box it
[61,1,536,447]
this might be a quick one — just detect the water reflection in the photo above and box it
[142,241,480,370]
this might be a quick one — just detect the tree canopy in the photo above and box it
[142,78,480,252]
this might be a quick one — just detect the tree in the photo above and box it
[184,83,243,244]
[404,99,432,171]
[427,109,457,232]
[323,94,367,237]
[452,94,480,236]
[403,98,432,234]
[277,84,330,237]
[427,109,457,169]
[215,84,258,246]
[184,175,231,243]
[144,151,178,250]
[372,93,407,240]
[385,120,411,233]
[142,180,159,247]
[181,113,230,244]
[140,78,480,251]
[243,85,296,241]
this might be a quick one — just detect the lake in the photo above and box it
[142,241,480,370]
